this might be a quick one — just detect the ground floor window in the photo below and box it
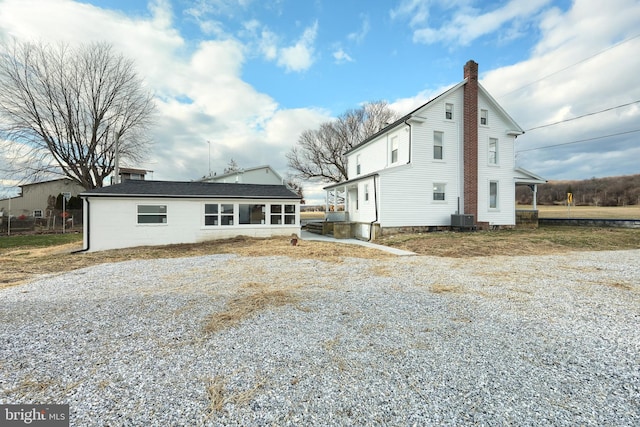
[490,181,498,209]
[433,183,446,201]
[239,204,265,224]
[137,205,167,224]
[270,204,296,225]
[204,202,296,226]
[204,203,234,225]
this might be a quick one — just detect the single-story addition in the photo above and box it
[323,60,546,239]
[79,180,301,252]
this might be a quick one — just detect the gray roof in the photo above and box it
[80,180,301,199]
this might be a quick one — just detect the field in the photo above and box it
[521,204,640,219]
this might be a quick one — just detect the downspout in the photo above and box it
[369,175,379,241]
[72,197,90,253]
[404,120,412,165]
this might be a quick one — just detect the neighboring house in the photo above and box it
[324,60,546,239]
[80,180,301,252]
[201,165,284,185]
[119,168,150,181]
[0,178,85,218]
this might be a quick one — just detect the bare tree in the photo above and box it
[0,40,155,189]
[224,158,240,174]
[287,100,398,183]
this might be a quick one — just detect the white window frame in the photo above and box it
[434,131,444,160]
[33,210,43,218]
[489,138,498,165]
[445,103,453,120]
[489,181,499,209]
[356,154,361,175]
[137,204,167,225]
[480,109,488,126]
[433,183,446,202]
[390,136,398,164]
[364,183,369,202]
[270,204,296,225]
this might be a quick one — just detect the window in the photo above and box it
[391,137,398,163]
[137,205,167,224]
[220,204,234,225]
[356,154,361,175]
[480,109,488,125]
[433,183,445,201]
[33,210,43,218]
[489,181,498,209]
[270,204,296,225]
[434,131,444,160]
[445,103,453,120]
[364,184,369,202]
[239,204,265,224]
[204,204,218,226]
[489,138,498,165]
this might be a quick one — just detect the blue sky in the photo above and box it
[1,0,639,203]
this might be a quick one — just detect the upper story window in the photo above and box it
[434,131,444,160]
[137,205,167,224]
[489,138,498,165]
[480,109,488,125]
[364,183,370,202]
[445,103,453,120]
[356,154,361,175]
[391,136,398,163]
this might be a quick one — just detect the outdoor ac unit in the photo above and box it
[451,214,474,228]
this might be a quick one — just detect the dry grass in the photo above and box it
[379,226,640,257]
[206,375,265,413]
[0,236,391,289]
[204,281,300,333]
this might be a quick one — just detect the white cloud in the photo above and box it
[347,15,370,44]
[481,0,640,180]
[277,21,318,72]
[333,48,353,64]
[0,0,329,188]
[395,0,551,46]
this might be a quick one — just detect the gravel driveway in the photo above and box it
[1,249,639,426]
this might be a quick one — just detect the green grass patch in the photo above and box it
[0,233,83,251]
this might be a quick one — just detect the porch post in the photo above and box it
[533,184,538,210]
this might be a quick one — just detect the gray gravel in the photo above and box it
[1,249,639,426]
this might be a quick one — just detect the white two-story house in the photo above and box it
[324,60,545,239]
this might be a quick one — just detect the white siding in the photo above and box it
[348,126,410,178]
[377,90,464,227]
[476,92,516,225]
[84,197,300,252]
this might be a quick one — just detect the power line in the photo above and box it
[516,129,640,153]
[497,32,640,98]
[525,100,640,132]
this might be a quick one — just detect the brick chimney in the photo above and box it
[463,60,479,222]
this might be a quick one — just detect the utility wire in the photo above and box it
[525,100,640,132]
[497,32,640,98]
[516,129,640,153]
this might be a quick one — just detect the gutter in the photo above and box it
[72,197,90,253]
[404,119,412,165]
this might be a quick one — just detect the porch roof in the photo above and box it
[323,172,379,191]
[515,167,547,185]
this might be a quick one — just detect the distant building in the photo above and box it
[119,168,151,181]
[0,178,84,218]
[201,165,284,185]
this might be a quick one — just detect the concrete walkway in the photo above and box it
[300,230,415,256]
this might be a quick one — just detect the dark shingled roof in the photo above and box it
[80,180,301,199]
